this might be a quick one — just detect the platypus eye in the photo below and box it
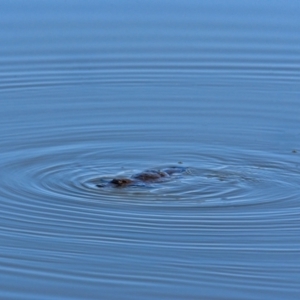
[111,178,132,186]
[111,179,121,184]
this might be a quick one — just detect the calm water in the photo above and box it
[1,0,300,299]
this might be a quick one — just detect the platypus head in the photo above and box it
[110,178,133,187]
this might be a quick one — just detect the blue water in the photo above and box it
[1,0,300,299]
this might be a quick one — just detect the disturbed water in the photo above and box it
[1,0,300,299]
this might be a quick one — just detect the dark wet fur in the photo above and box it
[99,166,186,187]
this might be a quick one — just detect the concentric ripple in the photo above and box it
[1,143,298,211]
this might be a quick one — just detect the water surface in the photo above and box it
[0,0,300,299]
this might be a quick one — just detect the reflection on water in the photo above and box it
[0,0,300,299]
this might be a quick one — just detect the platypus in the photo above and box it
[97,166,186,188]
